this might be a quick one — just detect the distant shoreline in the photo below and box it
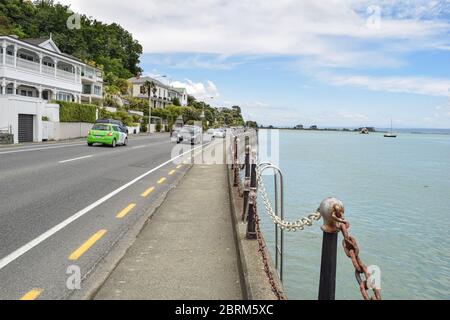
[258,127,450,135]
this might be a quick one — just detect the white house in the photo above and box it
[0,35,103,143]
[128,76,173,109]
[169,87,188,106]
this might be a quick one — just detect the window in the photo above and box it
[43,60,54,67]
[94,86,101,96]
[83,85,92,94]
[19,89,34,97]
[57,92,73,102]
[18,53,37,62]
[92,124,110,131]
[140,86,145,94]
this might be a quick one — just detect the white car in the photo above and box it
[212,129,225,138]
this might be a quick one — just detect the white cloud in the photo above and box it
[317,73,450,96]
[171,79,220,101]
[424,102,450,127]
[59,0,450,69]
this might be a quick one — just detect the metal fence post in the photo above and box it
[246,149,257,240]
[318,197,344,300]
[233,136,239,187]
[242,144,251,221]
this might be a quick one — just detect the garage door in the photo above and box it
[18,114,34,143]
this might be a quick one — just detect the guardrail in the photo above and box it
[230,129,381,301]
[0,125,12,134]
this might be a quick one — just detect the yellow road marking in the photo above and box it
[116,203,136,219]
[20,289,42,300]
[157,177,166,184]
[168,170,176,175]
[176,165,182,169]
[141,187,155,198]
[69,229,107,261]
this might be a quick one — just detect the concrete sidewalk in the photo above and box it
[94,164,243,300]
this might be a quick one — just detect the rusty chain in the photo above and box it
[331,204,382,300]
[254,205,287,300]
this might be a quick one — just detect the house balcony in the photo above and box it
[1,55,78,83]
[17,57,40,72]
[81,69,103,83]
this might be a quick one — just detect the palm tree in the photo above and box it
[142,80,156,132]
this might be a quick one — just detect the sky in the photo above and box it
[59,0,450,128]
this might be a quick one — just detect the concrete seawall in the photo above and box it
[227,164,286,300]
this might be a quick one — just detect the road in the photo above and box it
[0,133,207,300]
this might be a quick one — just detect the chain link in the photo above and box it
[254,207,287,300]
[331,205,382,300]
[256,165,321,231]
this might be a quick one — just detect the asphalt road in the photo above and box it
[0,133,207,300]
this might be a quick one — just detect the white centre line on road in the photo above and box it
[0,135,167,155]
[131,145,147,150]
[0,143,85,155]
[0,142,211,271]
[59,155,93,164]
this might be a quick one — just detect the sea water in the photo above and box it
[257,129,450,300]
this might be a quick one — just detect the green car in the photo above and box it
[87,123,128,147]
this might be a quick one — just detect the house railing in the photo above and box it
[2,55,79,83]
[42,65,54,76]
[5,55,14,66]
[56,69,76,82]
[17,57,40,72]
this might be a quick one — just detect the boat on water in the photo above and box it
[384,119,397,138]
[360,127,369,134]
[384,133,397,138]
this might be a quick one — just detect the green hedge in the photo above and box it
[58,101,97,123]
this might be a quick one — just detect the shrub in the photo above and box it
[155,122,162,132]
[58,101,97,123]
[98,107,137,126]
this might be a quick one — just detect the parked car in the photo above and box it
[177,125,202,145]
[87,123,128,147]
[212,129,225,138]
[95,119,128,134]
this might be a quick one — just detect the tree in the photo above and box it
[187,95,196,106]
[0,0,143,79]
[171,97,181,106]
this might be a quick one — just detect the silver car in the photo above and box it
[177,125,202,145]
